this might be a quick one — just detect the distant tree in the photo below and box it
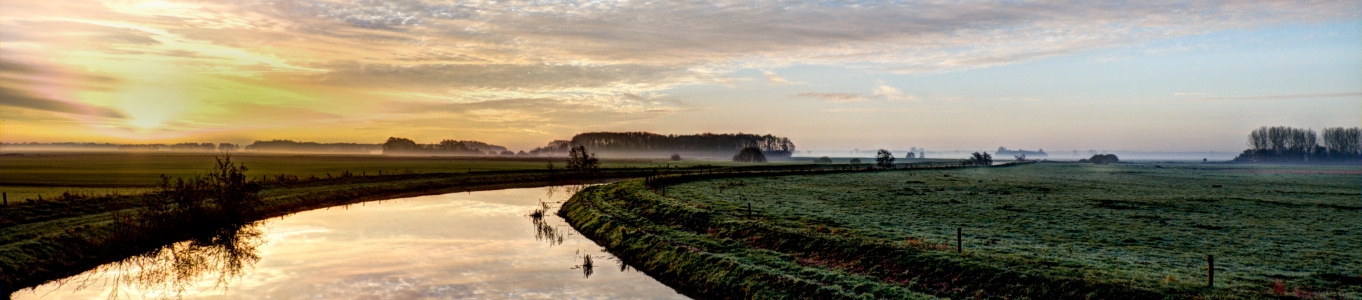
[218,143,239,152]
[571,132,795,158]
[816,156,833,164]
[1322,127,1361,158]
[967,152,992,166]
[875,149,895,168]
[670,153,682,161]
[528,140,572,156]
[1088,154,1119,165]
[905,152,915,159]
[500,150,515,156]
[382,137,420,153]
[733,147,767,162]
[566,146,600,173]
[848,158,862,165]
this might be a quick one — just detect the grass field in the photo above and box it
[560,162,1362,299]
[0,151,765,202]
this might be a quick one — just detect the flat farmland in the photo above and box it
[0,151,755,202]
[659,163,1361,297]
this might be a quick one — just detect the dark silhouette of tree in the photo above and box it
[143,154,262,227]
[967,152,992,166]
[875,149,895,168]
[1233,126,1361,163]
[849,158,862,165]
[1084,154,1119,165]
[528,140,571,156]
[732,147,767,162]
[381,137,508,155]
[217,143,239,152]
[247,139,382,153]
[1322,127,1361,159]
[566,146,600,173]
[816,156,833,164]
[670,153,682,161]
[905,151,915,159]
[570,132,795,158]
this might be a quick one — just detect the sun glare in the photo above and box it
[118,88,184,130]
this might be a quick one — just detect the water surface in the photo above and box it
[17,186,686,299]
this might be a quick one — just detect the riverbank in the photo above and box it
[560,163,1360,299]
[0,168,691,294]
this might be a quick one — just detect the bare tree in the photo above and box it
[566,146,600,173]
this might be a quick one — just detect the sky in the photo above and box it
[1,0,1360,152]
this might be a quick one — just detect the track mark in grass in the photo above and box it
[1192,224,1225,230]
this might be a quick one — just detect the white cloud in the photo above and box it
[872,85,917,102]
[762,70,788,85]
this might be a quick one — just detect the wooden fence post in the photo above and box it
[1208,254,1215,288]
[957,227,963,254]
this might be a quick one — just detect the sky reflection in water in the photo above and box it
[18,186,685,299]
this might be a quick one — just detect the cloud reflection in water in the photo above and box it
[18,186,683,299]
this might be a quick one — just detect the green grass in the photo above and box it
[655,163,1360,298]
[0,151,770,202]
[561,162,1362,298]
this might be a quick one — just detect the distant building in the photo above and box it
[995,147,1048,158]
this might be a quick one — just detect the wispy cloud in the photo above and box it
[794,92,867,103]
[1173,92,1361,101]
[762,71,788,85]
[0,86,126,119]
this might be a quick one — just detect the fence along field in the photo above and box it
[660,163,1361,298]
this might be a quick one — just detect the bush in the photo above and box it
[733,147,767,162]
[1088,154,1119,164]
[849,158,862,165]
[966,152,992,166]
[141,154,262,228]
[816,156,833,164]
[670,153,682,161]
[875,149,895,168]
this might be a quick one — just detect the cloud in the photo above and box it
[1175,92,1362,101]
[871,85,917,101]
[795,84,919,103]
[2,0,1358,142]
[0,86,126,119]
[794,93,867,103]
[1173,92,1213,96]
[762,71,788,85]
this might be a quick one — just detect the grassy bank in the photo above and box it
[560,163,1361,299]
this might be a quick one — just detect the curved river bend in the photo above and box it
[16,186,686,299]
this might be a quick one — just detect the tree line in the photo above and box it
[1,142,241,151]
[243,140,380,153]
[568,132,795,158]
[381,137,511,156]
[1234,126,1361,163]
